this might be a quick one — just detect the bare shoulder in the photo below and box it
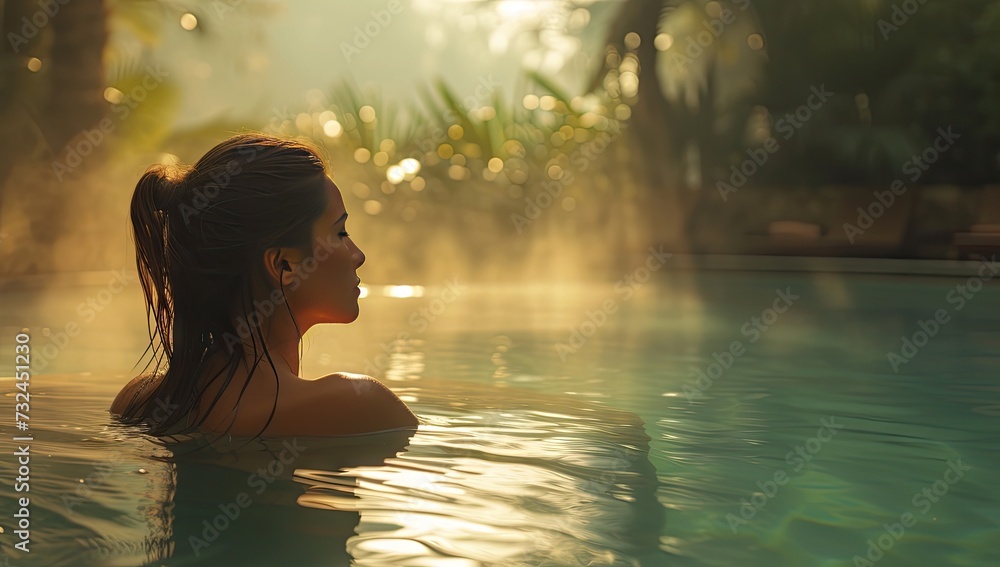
[318,371,386,393]
[298,372,419,434]
[315,372,416,415]
[109,372,162,415]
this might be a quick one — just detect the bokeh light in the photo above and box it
[179,13,198,30]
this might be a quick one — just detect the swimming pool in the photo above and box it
[1,267,998,566]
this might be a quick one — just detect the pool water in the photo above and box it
[1,270,998,566]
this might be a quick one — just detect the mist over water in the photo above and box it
[2,1,1000,566]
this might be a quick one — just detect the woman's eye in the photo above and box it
[339,231,350,238]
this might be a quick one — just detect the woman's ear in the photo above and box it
[263,247,298,288]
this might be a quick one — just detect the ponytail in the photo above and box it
[125,165,201,431]
[131,166,175,365]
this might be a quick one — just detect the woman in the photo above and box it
[110,132,418,439]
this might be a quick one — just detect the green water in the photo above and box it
[1,271,998,566]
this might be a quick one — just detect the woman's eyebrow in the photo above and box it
[333,212,348,225]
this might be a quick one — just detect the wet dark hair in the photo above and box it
[115,132,328,439]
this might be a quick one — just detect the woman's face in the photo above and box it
[286,176,366,326]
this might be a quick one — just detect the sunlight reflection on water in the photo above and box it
[1,275,998,566]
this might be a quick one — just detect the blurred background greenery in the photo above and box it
[2,0,998,283]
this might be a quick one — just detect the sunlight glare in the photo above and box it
[384,285,425,298]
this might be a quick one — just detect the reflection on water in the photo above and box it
[172,389,664,567]
[0,374,663,567]
[293,403,662,566]
[1,275,999,566]
[158,429,419,566]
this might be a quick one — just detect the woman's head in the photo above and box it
[268,175,366,328]
[119,132,364,437]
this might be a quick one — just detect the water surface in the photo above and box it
[1,271,998,566]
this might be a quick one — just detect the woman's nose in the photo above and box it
[354,245,366,268]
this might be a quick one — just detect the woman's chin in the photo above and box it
[339,304,361,323]
[314,307,359,325]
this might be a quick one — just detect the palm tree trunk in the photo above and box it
[43,0,108,150]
